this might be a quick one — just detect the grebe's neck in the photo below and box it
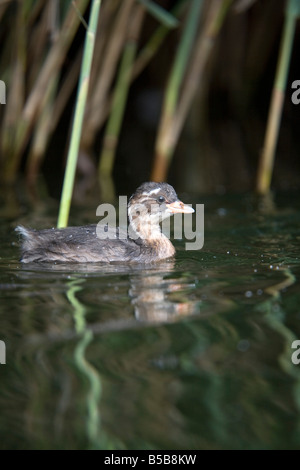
[128,204,163,241]
[126,191,178,259]
[127,202,175,259]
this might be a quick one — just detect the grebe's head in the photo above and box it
[128,182,194,238]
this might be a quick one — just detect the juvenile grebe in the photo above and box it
[16,182,194,263]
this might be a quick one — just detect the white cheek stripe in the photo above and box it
[133,198,149,204]
[144,188,161,196]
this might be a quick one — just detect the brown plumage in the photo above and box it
[16,182,194,263]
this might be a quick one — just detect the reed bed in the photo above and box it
[0,0,294,222]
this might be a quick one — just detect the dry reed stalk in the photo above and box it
[26,4,83,185]
[151,0,204,181]
[25,2,62,184]
[88,0,119,94]
[3,0,90,182]
[81,0,135,152]
[26,76,59,186]
[131,0,185,80]
[50,49,83,131]
[151,0,233,182]
[256,0,298,194]
[98,4,145,200]
[0,0,13,23]
[22,0,89,128]
[174,0,233,147]
[27,1,55,91]
[84,0,186,138]
[1,0,27,171]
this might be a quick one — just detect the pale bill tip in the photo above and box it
[182,204,194,214]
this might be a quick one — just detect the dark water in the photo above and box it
[1,190,300,450]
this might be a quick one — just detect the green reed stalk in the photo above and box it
[256,0,300,194]
[57,0,102,228]
[151,0,203,181]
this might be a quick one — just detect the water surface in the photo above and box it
[1,191,300,449]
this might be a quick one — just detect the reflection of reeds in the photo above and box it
[67,278,103,448]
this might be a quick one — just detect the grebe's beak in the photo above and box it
[166,200,194,214]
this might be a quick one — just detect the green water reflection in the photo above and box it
[0,191,300,449]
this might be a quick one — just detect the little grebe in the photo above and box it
[16,182,194,263]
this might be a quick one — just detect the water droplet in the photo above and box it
[245,290,253,298]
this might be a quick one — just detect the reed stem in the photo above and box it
[132,0,186,79]
[98,6,144,180]
[151,0,232,182]
[57,0,102,228]
[151,0,203,181]
[3,0,90,182]
[82,0,135,151]
[256,0,299,194]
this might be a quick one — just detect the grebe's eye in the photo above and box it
[157,196,165,204]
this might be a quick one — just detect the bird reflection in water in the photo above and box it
[17,259,198,335]
[128,261,198,323]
